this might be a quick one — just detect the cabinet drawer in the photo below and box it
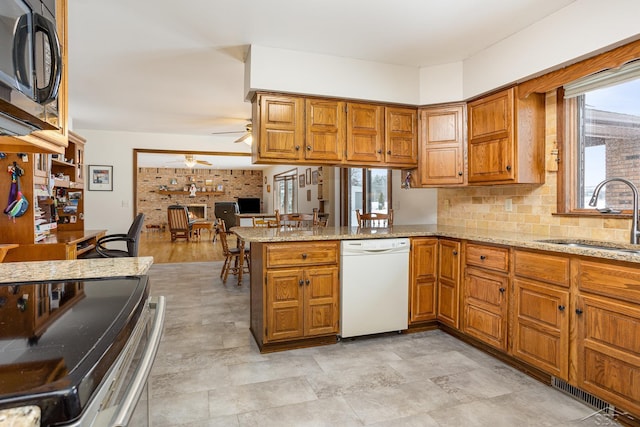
[576,259,640,303]
[465,243,509,272]
[266,241,339,268]
[514,250,570,287]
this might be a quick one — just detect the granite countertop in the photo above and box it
[232,224,640,264]
[0,256,154,284]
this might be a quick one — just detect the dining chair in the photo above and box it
[217,219,250,285]
[275,208,320,229]
[83,213,145,258]
[167,205,194,241]
[252,216,278,228]
[356,209,393,227]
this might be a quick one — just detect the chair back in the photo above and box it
[167,205,191,230]
[252,216,278,228]
[356,209,393,228]
[126,213,145,256]
[217,219,233,255]
[275,208,319,228]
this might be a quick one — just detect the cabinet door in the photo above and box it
[256,95,305,162]
[385,107,417,167]
[410,238,438,324]
[265,269,304,341]
[305,99,344,163]
[345,103,384,164]
[304,266,339,336]
[419,104,465,185]
[463,266,509,351]
[467,88,514,183]
[512,278,569,379]
[575,293,640,415]
[437,239,461,328]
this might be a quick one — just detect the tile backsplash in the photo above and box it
[437,91,631,243]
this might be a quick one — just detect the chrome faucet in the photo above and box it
[589,177,640,244]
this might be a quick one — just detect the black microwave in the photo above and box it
[0,0,61,137]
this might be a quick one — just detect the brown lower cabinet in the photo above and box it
[437,239,461,329]
[409,237,438,324]
[512,249,570,380]
[462,243,510,351]
[574,258,640,416]
[250,241,340,351]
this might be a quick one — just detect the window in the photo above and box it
[343,168,392,227]
[273,169,297,214]
[564,61,640,213]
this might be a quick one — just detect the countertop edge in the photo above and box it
[0,256,154,284]
[232,224,640,264]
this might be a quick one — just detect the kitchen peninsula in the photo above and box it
[234,224,640,421]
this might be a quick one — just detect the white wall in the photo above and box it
[78,129,251,233]
[419,62,464,104]
[391,170,438,225]
[462,0,640,98]
[246,45,420,105]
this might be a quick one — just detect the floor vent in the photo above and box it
[551,376,615,414]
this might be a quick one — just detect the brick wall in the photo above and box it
[437,91,631,243]
[137,168,263,227]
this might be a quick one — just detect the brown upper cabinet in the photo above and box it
[345,103,384,164]
[384,107,418,167]
[416,103,466,186]
[252,94,305,163]
[467,86,545,184]
[252,92,418,168]
[305,99,345,163]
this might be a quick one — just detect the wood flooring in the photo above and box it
[138,229,225,263]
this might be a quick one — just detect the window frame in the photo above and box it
[273,168,298,214]
[340,167,393,227]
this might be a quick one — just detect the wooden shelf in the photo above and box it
[158,190,225,196]
[51,158,75,167]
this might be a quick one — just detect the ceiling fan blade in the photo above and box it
[234,133,251,143]
[196,160,212,165]
[211,130,245,135]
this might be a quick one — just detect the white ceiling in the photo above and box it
[66,0,576,166]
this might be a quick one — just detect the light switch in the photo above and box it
[505,199,512,212]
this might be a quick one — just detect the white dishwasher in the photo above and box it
[340,238,410,338]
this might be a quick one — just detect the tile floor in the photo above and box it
[147,262,619,426]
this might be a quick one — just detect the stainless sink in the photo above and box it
[536,239,640,255]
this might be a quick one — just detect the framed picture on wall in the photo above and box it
[299,174,305,188]
[312,170,319,185]
[88,165,113,191]
[306,168,311,184]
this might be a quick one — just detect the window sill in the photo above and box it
[552,211,633,219]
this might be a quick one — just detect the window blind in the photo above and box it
[564,59,640,98]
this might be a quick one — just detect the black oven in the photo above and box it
[0,276,165,426]
[0,0,62,136]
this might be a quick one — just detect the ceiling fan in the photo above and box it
[183,154,212,167]
[163,154,213,168]
[211,121,253,144]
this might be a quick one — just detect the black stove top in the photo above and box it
[0,276,148,425]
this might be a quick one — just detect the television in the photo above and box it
[237,197,261,214]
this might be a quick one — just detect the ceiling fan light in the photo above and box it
[184,155,197,167]
[244,134,253,146]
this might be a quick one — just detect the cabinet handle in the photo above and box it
[295,145,300,151]
[387,150,391,155]
[301,253,308,259]
[499,287,506,293]
[305,279,310,286]
[377,149,382,154]
[298,279,304,286]
[452,250,458,256]
[306,145,312,151]
[558,305,566,311]
[575,308,583,315]
[458,171,463,176]
[480,255,486,260]
[506,165,512,171]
